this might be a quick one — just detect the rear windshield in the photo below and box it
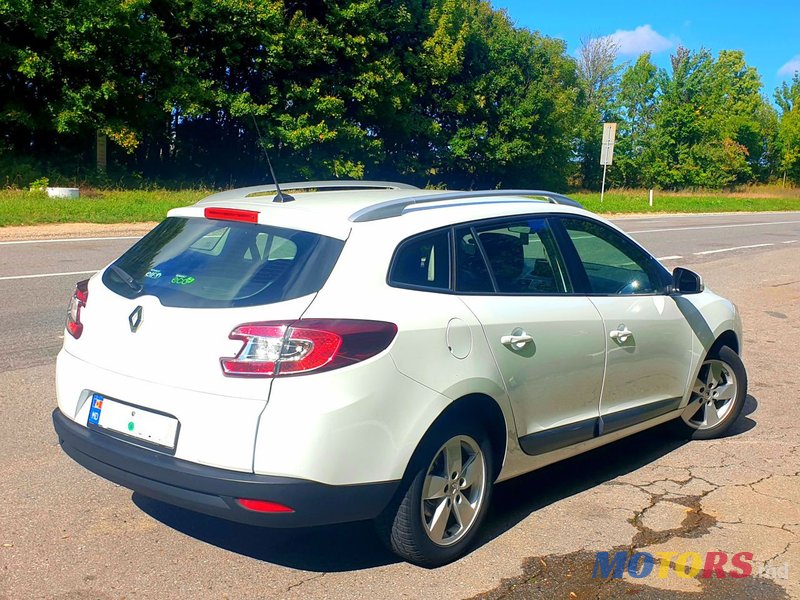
[102,217,344,308]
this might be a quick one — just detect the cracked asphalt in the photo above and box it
[0,216,799,599]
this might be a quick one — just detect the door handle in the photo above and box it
[501,331,534,349]
[609,325,633,343]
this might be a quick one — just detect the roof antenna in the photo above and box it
[252,115,294,203]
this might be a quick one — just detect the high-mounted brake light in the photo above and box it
[66,279,89,339]
[221,319,398,378]
[204,207,260,223]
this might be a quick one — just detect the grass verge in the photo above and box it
[573,189,800,214]
[1,187,799,227]
[0,189,207,226]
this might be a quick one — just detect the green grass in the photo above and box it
[1,186,799,227]
[573,188,800,214]
[0,189,207,226]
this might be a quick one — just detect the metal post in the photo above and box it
[600,164,608,203]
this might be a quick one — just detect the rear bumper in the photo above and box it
[53,409,399,528]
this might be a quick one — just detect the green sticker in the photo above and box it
[127,421,135,431]
[171,274,196,285]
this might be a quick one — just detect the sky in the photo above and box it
[490,0,800,96]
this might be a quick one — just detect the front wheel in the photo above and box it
[675,345,748,440]
[376,423,494,567]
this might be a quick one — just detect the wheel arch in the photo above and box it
[708,329,739,356]
[403,393,509,484]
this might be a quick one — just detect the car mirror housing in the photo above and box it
[672,267,704,294]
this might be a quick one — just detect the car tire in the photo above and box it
[673,345,748,440]
[375,420,494,567]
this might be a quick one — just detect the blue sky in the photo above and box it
[490,0,800,95]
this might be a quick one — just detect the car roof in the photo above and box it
[169,181,595,240]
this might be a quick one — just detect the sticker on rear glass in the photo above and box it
[145,268,162,279]
[87,394,103,425]
[170,274,195,285]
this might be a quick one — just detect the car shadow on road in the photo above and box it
[134,395,759,573]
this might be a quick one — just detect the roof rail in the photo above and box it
[197,180,419,205]
[349,189,584,222]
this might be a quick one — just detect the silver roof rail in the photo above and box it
[197,180,419,205]
[349,189,584,222]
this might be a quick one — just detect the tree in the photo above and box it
[612,53,658,187]
[644,47,773,188]
[776,73,800,184]
[574,35,622,189]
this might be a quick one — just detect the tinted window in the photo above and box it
[390,230,450,290]
[474,218,569,294]
[455,229,494,293]
[561,217,661,295]
[102,217,344,308]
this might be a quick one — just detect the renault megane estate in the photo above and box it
[53,181,747,566]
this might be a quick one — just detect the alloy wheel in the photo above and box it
[420,435,487,547]
[683,359,738,430]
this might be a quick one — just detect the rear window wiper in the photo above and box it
[109,264,143,293]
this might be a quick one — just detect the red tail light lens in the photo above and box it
[221,319,398,377]
[66,279,89,339]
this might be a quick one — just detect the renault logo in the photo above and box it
[128,306,143,333]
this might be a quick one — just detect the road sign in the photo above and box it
[600,122,617,166]
[96,131,107,172]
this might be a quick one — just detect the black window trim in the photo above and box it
[551,214,672,297]
[387,212,591,297]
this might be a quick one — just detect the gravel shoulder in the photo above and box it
[0,222,158,242]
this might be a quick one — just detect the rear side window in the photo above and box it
[389,230,450,290]
[102,217,344,308]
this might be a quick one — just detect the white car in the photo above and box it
[53,181,747,566]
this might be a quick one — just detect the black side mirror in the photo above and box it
[672,267,704,294]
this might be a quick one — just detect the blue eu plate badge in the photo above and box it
[87,394,103,425]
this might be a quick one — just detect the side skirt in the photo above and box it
[518,397,682,457]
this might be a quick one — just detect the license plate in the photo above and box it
[87,394,179,449]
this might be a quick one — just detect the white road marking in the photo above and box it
[657,255,683,260]
[782,240,797,244]
[628,220,800,234]
[0,270,98,281]
[694,243,773,256]
[0,236,140,246]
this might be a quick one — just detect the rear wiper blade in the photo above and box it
[109,264,142,293]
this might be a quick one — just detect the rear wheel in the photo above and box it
[376,422,493,567]
[675,345,747,440]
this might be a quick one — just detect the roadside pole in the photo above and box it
[599,122,616,203]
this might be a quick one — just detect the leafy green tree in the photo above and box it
[775,73,800,184]
[574,36,621,189]
[644,48,774,188]
[612,53,658,187]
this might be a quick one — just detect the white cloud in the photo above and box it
[778,55,800,77]
[600,24,674,56]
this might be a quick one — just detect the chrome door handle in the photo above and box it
[500,332,534,349]
[609,326,633,342]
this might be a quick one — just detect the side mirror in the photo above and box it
[672,267,704,294]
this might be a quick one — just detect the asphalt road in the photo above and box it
[1,212,799,599]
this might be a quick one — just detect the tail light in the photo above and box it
[221,319,398,377]
[66,279,89,339]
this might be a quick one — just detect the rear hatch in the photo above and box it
[67,214,346,400]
